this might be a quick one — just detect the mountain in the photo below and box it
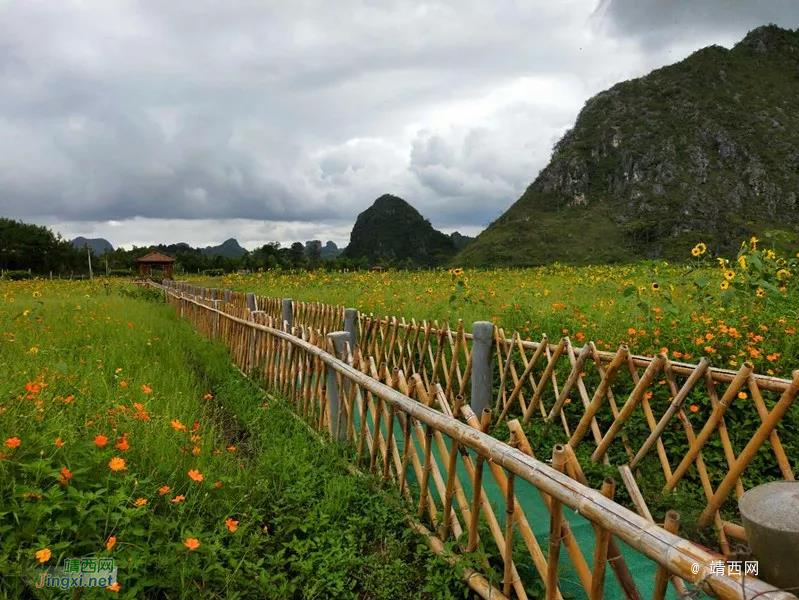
[449,232,474,251]
[71,237,114,256]
[458,25,799,266]
[202,238,247,258]
[343,194,456,266]
[320,241,342,259]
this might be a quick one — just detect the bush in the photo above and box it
[2,270,32,280]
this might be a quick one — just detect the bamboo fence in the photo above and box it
[155,280,797,599]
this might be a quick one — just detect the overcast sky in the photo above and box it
[1,1,797,249]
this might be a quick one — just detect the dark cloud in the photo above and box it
[593,0,799,48]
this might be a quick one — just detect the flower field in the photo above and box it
[0,280,465,598]
[209,239,799,379]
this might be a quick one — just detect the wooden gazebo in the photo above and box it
[136,251,176,279]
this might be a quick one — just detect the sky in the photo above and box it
[1,0,797,250]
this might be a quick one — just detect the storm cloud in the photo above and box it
[0,1,797,248]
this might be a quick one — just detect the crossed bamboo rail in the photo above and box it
[156,280,797,599]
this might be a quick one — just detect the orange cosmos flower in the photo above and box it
[94,435,109,448]
[106,535,117,551]
[54,437,65,448]
[108,457,126,472]
[119,380,128,389]
[170,419,186,432]
[63,395,74,404]
[133,497,148,507]
[737,391,748,400]
[225,518,239,533]
[171,495,186,504]
[202,393,213,401]
[25,382,41,395]
[140,384,152,395]
[59,467,73,485]
[689,404,700,413]
[183,537,200,551]
[35,548,51,563]
[187,469,203,482]
[114,437,129,452]
[158,485,171,496]
[214,481,223,489]
[4,437,21,449]
[106,582,121,592]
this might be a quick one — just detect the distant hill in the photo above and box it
[71,237,114,256]
[202,238,247,258]
[320,241,342,259]
[343,194,457,266]
[449,232,474,251]
[458,25,799,266]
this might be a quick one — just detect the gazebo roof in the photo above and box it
[136,251,176,263]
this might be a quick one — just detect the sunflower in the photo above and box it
[651,282,660,291]
[756,287,766,298]
[723,270,735,281]
[777,268,791,281]
[720,280,730,290]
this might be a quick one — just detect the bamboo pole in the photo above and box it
[417,424,434,519]
[590,477,615,600]
[652,511,680,600]
[546,445,566,600]
[467,408,492,552]
[503,461,516,597]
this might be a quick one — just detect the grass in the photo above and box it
[0,279,468,598]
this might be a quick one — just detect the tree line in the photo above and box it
[0,218,371,277]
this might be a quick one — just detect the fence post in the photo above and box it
[245,292,257,312]
[326,331,349,441]
[471,321,494,414]
[211,300,221,339]
[282,298,293,330]
[223,289,232,304]
[248,310,265,373]
[344,308,359,349]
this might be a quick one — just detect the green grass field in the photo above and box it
[0,280,468,598]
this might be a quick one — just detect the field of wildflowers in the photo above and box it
[210,238,799,379]
[0,280,466,598]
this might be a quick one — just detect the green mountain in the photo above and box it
[71,237,114,256]
[458,25,799,266]
[343,194,456,266]
[202,238,247,258]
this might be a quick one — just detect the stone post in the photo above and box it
[326,331,350,441]
[282,298,293,330]
[344,308,359,350]
[470,321,494,414]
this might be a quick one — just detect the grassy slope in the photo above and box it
[0,280,466,599]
